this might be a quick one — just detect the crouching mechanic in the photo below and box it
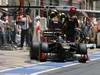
[47,9,63,30]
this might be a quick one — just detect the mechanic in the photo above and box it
[18,13,32,49]
[33,16,41,42]
[47,9,63,30]
[63,6,80,42]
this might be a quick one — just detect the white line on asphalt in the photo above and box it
[0,62,46,73]
[31,63,79,75]
[91,58,100,61]
[0,52,100,74]
[0,67,22,73]
[31,57,100,75]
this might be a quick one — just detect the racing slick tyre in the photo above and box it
[96,32,100,48]
[39,43,48,62]
[79,43,87,54]
[78,44,88,63]
[30,42,47,62]
[30,42,40,60]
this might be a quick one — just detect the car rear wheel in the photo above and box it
[78,44,88,63]
[30,42,47,62]
[96,32,100,48]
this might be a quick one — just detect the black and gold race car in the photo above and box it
[30,28,88,63]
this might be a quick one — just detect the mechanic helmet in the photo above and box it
[59,12,66,23]
[49,9,59,19]
[35,16,40,21]
[68,6,77,14]
[59,12,66,18]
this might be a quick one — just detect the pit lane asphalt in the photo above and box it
[39,59,100,75]
[0,48,99,75]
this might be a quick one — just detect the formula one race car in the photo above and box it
[30,28,88,63]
